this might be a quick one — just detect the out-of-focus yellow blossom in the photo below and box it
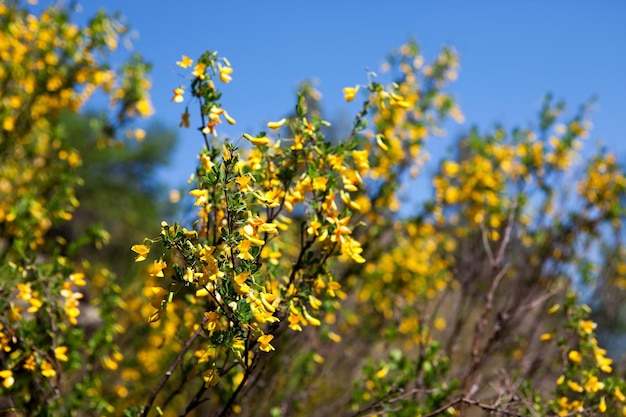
[131,244,150,262]
[176,55,193,68]
[192,62,207,79]
[41,360,56,378]
[54,346,69,362]
[566,380,583,393]
[343,85,359,102]
[583,375,604,393]
[243,133,270,147]
[568,350,582,364]
[147,260,167,277]
[599,396,607,412]
[258,334,275,352]
[548,304,560,314]
[579,320,597,335]
[267,118,287,129]
[223,110,236,124]
[218,63,233,83]
[0,370,14,388]
[172,87,184,103]
[202,369,220,387]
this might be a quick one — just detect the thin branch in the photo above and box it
[140,324,204,417]
[494,196,518,266]
[198,98,211,150]
[421,397,529,417]
[480,221,495,267]
[215,333,256,417]
[463,264,509,394]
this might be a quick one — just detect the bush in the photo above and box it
[2,2,626,416]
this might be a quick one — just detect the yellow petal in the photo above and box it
[267,118,287,129]
[243,133,270,146]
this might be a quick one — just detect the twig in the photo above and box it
[215,340,256,417]
[480,221,495,267]
[140,324,204,417]
[421,397,529,417]
[494,196,518,266]
[463,264,509,394]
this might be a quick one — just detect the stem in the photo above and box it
[198,99,211,150]
[462,264,509,395]
[140,325,204,417]
[215,328,254,417]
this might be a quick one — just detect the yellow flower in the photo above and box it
[218,63,233,83]
[204,311,220,334]
[615,387,625,402]
[0,370,14,388]
[328,331,341,343]
[134,128,146,141]
[288,311,303,331]
[343,85,359,102]
[235,175,252,191]
[596,351,613,373]
[540,333,553,342]
[258,334,275,352]
[579,320,597,335]
[442,161,460,177]
[176,55,193,68]
[599,396,607,413]
[147,260,167,277]
[253,189,282,208]
[434,317,446,330]
[267,118,287,129]
[136,99,153,117]
[302,307,321,326]
[243,233,265,246]
[243,133,270,147]
[376,134,389,151]
[375,367,388,379]
[231,338,245,351]
[41,360,56,378]
[548,304,560,314]
[258,222,278,234]
[567,380,583,393]
[183,267,195,283]
[236,240,254,261]
[233,271,251,295]
[568,350,583,364]
[172,86,184,103]
[54,346,69,362]
[223,109,236,124]
[131,244,150,262]
[192,62,207,79]
[308,295,322,310]
[312,177,328,192]
[584,375,604,393]
[202,368,220,387]
[189,189,208,206]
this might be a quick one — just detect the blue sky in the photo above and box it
[76,1,626,188]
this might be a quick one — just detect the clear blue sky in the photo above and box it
[77,1,626,188]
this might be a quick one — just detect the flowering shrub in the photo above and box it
[2,1,626,416]
[0,0,151,414]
